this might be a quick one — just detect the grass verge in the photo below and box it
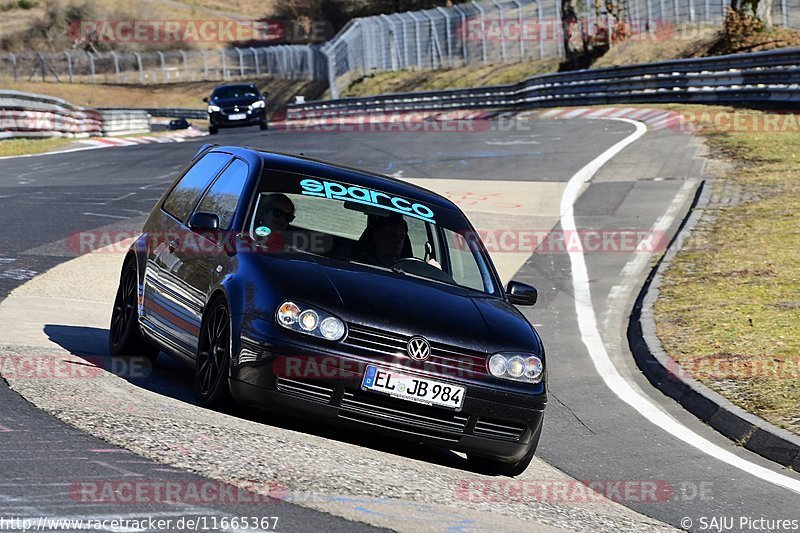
[653,105,800,436]
[338,58,561,98]
[0,136,74,157]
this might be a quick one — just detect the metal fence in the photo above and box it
[320,0,800,97]
[1,0,800,98]
[286,47,800,116]
[0,45,326,85]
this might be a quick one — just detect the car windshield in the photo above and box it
[248,171,498,295]
[212,86,259,100]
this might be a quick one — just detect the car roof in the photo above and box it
[212,83,258,91]
[212,146,462,212]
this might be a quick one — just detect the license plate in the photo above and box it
[362,365,465,410]
[228,113,246,120]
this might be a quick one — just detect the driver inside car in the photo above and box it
[359,214,442,269]
[359,214,409,266]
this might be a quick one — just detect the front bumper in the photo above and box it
[231,331,546,462]
[209,109,266,128]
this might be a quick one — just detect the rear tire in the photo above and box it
[109,259,159,362]
[194,298,233,408]
[259,120,268,130]
[467,417,543,477]
[209,125,218,135]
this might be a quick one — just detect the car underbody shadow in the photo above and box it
[43,323,470,472]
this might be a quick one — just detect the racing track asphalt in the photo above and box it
[0,115,798,531]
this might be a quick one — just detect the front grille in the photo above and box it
[344,325,488,377]
[339,390,469,441]
[474,418,527,441]
[276,377,334,403]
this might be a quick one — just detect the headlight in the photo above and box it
[250,100,265,109]
[207,105,221,113]
[319,316,346,340]
[277,301,300,326]
[487,352,544,384]
[275,300,346,341]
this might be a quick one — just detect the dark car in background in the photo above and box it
[204,84,268,135]
[109,145,547,476]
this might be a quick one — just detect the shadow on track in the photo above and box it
[44,323,471,472]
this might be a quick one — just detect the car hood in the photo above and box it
[211,97,260,107]
[258,254,538,352]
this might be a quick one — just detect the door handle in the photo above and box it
[168,239,180,253]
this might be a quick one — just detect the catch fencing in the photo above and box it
[2,0,800,99]
[286,47,800,115]
[1,46,325,85]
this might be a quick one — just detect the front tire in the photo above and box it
[259,120,268,131]
[467,417,543,477]
[209,125,218,135]
[109,259,159,361]
[194,298,233,408]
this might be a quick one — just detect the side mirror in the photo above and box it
[506,281,537,306]
[188,212,219,231]
[202,97,209,103]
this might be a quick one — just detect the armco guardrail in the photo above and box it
[287,47,800,117]
[98,109,150,136]
[0,90,103,139]
[98,107,207,120]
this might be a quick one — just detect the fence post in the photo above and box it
[452,4,469,65]
[537,0,545,59]
[380,15,398,70]
[109,51,119,83]
[250,47,260,75]
[307,46,314,79]
[235,48,245,77]
[421,11,442,69]
[133,52,143,83]
[280,46,289,75]
[688,0,695,22]
[64,51,73,83]
[378,18,390,70]
[88,52,96,83]
[471,1,488,64]
[674,0,680,24]
[434,7,454,67]
[782,0,788,26]
[157,51,167,82]
[508,0,524,60]
[323,44,338,99]
[489,0,507,62]
[180,50,188,80]
[221,49,228,80]
[409,13,423,68]
[398,14,412,68]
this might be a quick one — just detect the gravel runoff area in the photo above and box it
[0,236,677,532]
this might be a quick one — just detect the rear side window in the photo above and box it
[195,159,249,230]
[163,153,231,222]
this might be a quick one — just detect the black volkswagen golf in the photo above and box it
[110,145,547,476]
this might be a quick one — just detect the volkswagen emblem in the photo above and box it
[407,336,431,361]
